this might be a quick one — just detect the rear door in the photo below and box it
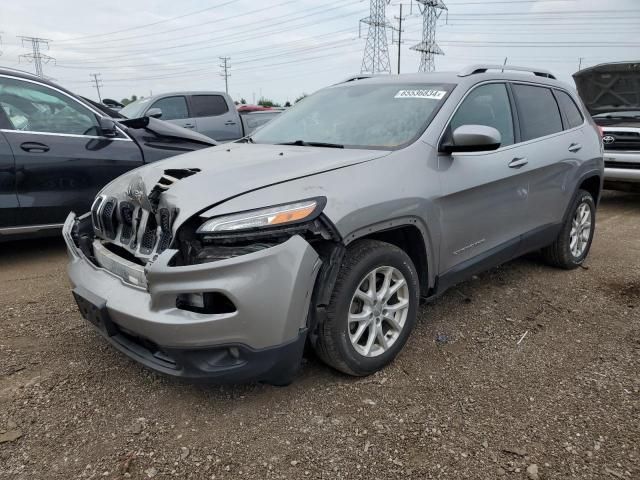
[510,83,581,233]
[145,95,198,132]
[0,129,17,230]
[437,82,530,278]
[189,94,242,141]
[0,74,144,226]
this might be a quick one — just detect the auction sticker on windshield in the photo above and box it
[395,89,447,100]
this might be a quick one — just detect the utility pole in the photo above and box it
[411,1,447,72]
[578,57,584,71]
[18,36,54,78]
[392,3,413,74]
[219,56,231,94]
[396,4,403,74]
[0,32,4,57]
[360,0,392,74]
[90,73,103,102]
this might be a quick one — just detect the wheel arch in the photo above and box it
[343,217,434,298]
[578,173,603,206]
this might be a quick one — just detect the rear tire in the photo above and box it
[313,239,419,376]
[542,189,596,269]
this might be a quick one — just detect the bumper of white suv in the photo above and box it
[604,151,640,188]
[63,213,322,383]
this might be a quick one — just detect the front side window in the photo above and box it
[252,83,452,149]
[0,76,99,135]
[149,96,189,120]
[191,95,229,117]
[512,84,563,141]
[450,83,515,147]
[555,90,584,129]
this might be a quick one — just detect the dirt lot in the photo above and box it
[0,192,638,480]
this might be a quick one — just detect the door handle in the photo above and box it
[224,121,237,126]
[182,123,195,129]
[508,157,528,168]
[20,141,50,153]
[568,143,582,153]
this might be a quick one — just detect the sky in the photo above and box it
[0,0,638,104]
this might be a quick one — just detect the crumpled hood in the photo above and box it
[573,62,640,115]
[100,143,390,227]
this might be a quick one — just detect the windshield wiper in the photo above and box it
[277,139,344,148]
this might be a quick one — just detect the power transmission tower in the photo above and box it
[18,36,54,77]
[360,0,392,74]
[219,57,231,94]
[90,73,103,102]
[411,0,447,72]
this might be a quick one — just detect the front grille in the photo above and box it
[604,130,640,151]
[119,202,134,243]
[90,168,200,259]
[91,199,176,259]
[605,160,640,170]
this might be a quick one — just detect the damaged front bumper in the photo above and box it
[63,212,322,384]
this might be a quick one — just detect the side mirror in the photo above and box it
[147,108,163,119]
[441,125,501,153]
[98,117,118,137]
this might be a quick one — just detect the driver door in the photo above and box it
[0,75,144,226]
[436,82,531,286]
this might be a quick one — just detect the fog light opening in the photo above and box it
[176,292,237,314]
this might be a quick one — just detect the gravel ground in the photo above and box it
[0,191,638,480]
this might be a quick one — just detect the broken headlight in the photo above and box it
[197,198,325,234]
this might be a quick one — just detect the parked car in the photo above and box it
[120,92,280,142]
[574,61,640,192]
[64,64,603,385]
[0,68,216,240]
[102,98,125,112]
[239,109,282,135]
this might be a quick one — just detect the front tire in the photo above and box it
[313,239,419,376]
[542,189,596,269]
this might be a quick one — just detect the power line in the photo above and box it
[54,0,242,43]
[90,73,103,102]
[219,57,231,94]
[18,36,54,78]
[411,1,447,72]
[53,1,362,62]
[360,0,392,74]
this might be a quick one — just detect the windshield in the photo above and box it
[251,82,452,149]
[119,97,152,119]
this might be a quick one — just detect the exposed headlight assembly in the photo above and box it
[197,198,325,234]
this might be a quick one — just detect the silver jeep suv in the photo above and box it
[64,65,603,384]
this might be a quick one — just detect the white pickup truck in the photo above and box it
[574,62,640,192]
[119,91,280,142]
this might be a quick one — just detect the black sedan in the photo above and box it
[0,68,217,240]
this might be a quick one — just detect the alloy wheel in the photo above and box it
[348,266,410,358]
[570,201,592,258]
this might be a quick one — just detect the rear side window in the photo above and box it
[191,95,229,117]
[150,96,189,120]
[512,84,563,141]
[450,83,515,147]
[555,90,584,129]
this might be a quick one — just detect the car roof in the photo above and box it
[146,91,229,99]
[335,68,571,91]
